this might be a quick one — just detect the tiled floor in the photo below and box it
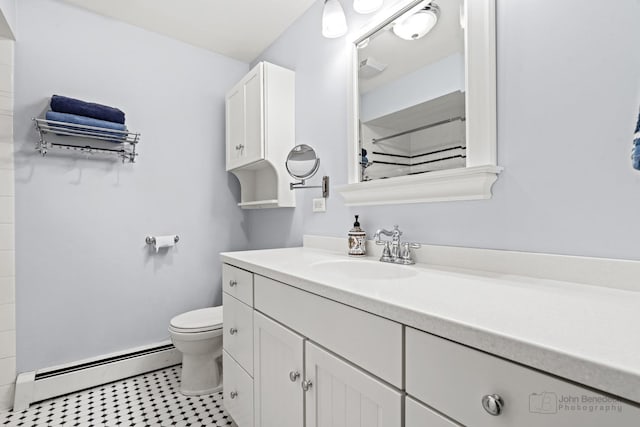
[0,366,236,426]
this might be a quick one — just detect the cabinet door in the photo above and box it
[225,82,245,171]
[406,397,462,427]
[406,327,640,427]
[223,293,253,375]
[254,312,304,427]
[223,351,254,427]
[225,63,264,171]
[242,64,264,166]
[305,342,402,427]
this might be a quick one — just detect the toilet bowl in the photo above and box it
[169,306,223,396]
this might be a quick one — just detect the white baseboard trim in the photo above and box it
[13,341,181,411]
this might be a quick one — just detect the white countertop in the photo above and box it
[221,245,640,404]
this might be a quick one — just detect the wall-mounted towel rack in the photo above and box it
[33,118,140,163]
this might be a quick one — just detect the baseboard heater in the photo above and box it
[13,341,181,411]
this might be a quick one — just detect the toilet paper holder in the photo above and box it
[145,235,180,245]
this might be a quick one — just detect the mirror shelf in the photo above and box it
[338,164,501,206]
[337,0,501,205]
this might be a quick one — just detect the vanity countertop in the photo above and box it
[221,245,640,404]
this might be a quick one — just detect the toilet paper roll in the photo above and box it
[154,235,177,252]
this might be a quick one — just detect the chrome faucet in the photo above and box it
[374,225,421,265]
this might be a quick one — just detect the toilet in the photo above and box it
[169,306,223,396]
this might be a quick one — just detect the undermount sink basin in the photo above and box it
[310,259,418,280]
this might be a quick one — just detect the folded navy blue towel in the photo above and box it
[45,111,127,142]
[50,95,126,125]
[634,108,640,170]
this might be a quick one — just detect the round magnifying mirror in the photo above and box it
[286,144,320,180]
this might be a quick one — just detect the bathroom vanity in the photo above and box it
[221,238,640,426]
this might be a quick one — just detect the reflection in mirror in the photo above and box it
[286,144,320,179]
[357,0,465,182]
[286,144,329,198]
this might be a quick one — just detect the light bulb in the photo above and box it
[353,0,383,14]
[393,6,439,40]
[322,0,348,38]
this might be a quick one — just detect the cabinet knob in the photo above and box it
[482,394,504,416]
[229,279,238,287]
[229,391,238,399]
[301,379,313,392]
[235,144,245,150]
[289,371,300,382]
[229,327,238,335]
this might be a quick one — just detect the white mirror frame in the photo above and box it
[337,0,502,206]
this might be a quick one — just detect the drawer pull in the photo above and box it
[301,379,313,392]
[482,394,504,416]
[229,279,238,287]
[229,327,238,335]
[229,391,238,399]
[289,371,300,382]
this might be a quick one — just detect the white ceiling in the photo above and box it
[62,0,317,62]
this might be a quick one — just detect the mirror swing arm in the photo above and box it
[337,0,502,206]
[290,176,330,198]
[285,143,330,198]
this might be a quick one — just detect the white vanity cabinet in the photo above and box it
[253,312,304,427]
[304,341,402,427]
[222,265,255,426]
[221,261,640,427]
[225,61,296,209]
[405,328,640,427]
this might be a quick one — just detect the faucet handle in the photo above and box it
[399,242,421,265]
[379,241,394,262]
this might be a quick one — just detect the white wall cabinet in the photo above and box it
[225,61,296,209]
[226,65,263,171]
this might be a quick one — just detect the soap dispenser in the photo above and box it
[348,215,367,256]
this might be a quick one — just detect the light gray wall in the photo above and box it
[250,0,640,260]
[14,0,249,372]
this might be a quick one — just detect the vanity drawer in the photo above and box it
[406,397,461,427]
[223,350,253,427]
[223,264,253,306]
[406,328,640,427]
[223,292,254,375]
[254,274,403,388]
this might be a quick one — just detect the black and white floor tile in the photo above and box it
[0,366,236,426]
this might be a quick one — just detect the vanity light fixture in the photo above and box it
[353,0,383,14]
[393,3,440,40]
[322,0,348,38]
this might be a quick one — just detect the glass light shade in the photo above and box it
[393,8,438,40]
[322,0,348,38]
[353,0,383,14]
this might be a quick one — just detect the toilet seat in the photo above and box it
[169,306,223,333]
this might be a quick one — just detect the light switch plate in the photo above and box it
[312,198,326,212]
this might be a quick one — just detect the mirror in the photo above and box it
[286,144,329,198]
[357,0,465,182]
[286,144,320,180]
[338,0,499,206]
